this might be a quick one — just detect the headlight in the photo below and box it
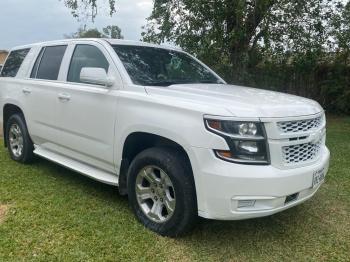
[205,118,270,164]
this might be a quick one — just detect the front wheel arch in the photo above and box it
[118,132,194,196]
[127,146,198,236]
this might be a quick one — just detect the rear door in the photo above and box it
[0,48,31,135]
[21,44,68,149]
[53,41,121,173]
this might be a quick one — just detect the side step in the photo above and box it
[34,146,118,186]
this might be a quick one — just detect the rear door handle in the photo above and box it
[58,93,71,102]
[22,88,32,95]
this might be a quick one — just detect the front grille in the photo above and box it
[282,139,322,164]
[277,116,323,133]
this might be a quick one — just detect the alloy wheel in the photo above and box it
[135,165,176,223]
[9,123,24,158]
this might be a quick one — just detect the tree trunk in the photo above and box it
[225,0,277,84]
[229,44,250,84]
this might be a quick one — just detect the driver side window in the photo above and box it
[67,44,109,84]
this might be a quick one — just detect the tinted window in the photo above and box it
[0,49,30,77]
[35,45,67,80]
[30,48,45,78]
[112,45,221,86]
[68,45,109,83]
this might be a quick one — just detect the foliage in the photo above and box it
[65,27,104,38]
[103,25,124,39]
[142,0,350,114]
[60,0,350,114]
[331,1,350,53]
[63,0,116,21]
[65,25,123,39]
[142,0,339,78]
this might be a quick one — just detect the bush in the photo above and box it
[211,53,350,115]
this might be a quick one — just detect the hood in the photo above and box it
[145,84,323,118]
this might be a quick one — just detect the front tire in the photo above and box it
[127,147,197,237]
[5,114,34,163]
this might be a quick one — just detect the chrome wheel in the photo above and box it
[9,123,24,158]
[135,166,176,223]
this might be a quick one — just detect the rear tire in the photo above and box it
[127,147,197,237]
[5,114,34,163]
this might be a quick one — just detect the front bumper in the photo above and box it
[190,146,330,220]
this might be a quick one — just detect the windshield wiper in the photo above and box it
[196,80,224,84]
[143,79,223,87]
[144,81,180,87]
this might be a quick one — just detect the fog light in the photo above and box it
[238,200,256,208]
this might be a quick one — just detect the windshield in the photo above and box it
[112,45,223,86]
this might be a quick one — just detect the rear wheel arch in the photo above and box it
[5,112,35,163]
[118,132,194,196]
[3,104,26,147]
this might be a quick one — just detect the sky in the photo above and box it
[0,0,153,50]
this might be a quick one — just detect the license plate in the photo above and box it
[312,168,325,188]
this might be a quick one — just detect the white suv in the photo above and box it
[0,39,330,236]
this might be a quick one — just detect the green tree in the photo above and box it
[66,25,123,39]
[141,0,344,83]
[324,1,350,113]
[65,27,104,38]
[103,25,124,39]
[332,2,350,56]
[63,0,116,21]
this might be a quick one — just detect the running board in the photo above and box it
[34,146,118,186]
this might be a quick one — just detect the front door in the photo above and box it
[53,42,120,173]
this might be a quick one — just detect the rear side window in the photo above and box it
[31,45,67,80]
[30,48,45,78]
[67,45,109,83]
[0,48,30,77]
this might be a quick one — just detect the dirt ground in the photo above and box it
[0,205,9,224]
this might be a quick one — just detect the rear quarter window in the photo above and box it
[0,48,30,77]
[31,45,67,81]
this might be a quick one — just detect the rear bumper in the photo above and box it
[190,146,330,220]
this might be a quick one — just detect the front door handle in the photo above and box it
[22,88,32,95]
[58,93,71,102]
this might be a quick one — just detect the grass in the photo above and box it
[0,116,349,261]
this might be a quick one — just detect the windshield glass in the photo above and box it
[112,45,223,86]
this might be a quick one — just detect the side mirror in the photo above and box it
[80,67,115,88]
